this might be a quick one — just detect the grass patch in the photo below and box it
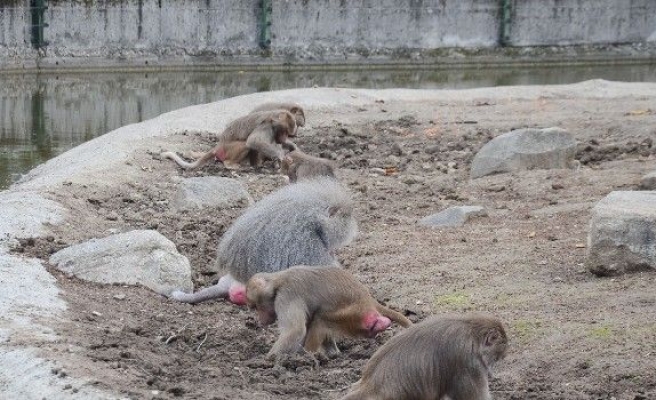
[511,319,543,343]
[588,324,614,340]
[433,291,472,311]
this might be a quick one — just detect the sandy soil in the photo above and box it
[13,86,656,400]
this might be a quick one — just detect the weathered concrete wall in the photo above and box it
[510,0,656,46]
[0,0,655,69]
[45,0,260,58]
[272,0,499,56]
[0,1,32,58]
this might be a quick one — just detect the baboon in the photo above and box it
[170,178,357,305]
[250,102,306,130]
[280,150,337,182]
[246,266,412,358]
[162,109,299,170]
[340,315,509,400]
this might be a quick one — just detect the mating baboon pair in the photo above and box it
[169,177,508,399]
[162,102,336,182]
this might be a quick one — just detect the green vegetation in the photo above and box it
[433,291,472,310]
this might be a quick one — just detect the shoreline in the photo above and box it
[2,44,655,75]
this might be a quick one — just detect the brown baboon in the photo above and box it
[162,109,299,170]
[169,178,357,305]
[340,314,509,400]
[280,150,337,182]
[246,266,412,358]
[250,102,306,130]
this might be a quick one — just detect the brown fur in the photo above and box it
[162,107,301,170]
[246,266,412,359]
[340,315,509,400]
[281,150,337,182]
[250,102,306,129]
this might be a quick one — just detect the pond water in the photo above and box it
[1,64,655,189]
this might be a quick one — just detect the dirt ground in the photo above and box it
[13,91,656,400]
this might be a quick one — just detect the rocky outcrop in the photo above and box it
[586,191,656,276]
[172,177,252,211]
[50,230,192,295]
[470,127,577,178]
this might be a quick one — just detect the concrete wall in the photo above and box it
[0,0,655,68]
[272,0,500,55]
[510,0,656,46]
[0,1,32,58]
[45,0,260,58]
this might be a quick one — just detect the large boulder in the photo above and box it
[470,127,577,179]
[172,177,252,211]
[49,230,192,295]
[419,206,487,227]
[586,191,656,276]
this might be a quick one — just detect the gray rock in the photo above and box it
[586,191,656,276]
[640,171,656,190]
[0,253,65,343]
[420,206,488,227]
[172,177,251,211]
[49,230,192,295]
[0,192,66,249]
[470,127,577,178]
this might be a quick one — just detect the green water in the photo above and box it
[1,64,655,189]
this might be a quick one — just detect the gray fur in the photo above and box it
[169,177,357,303]
[218,177,357,283]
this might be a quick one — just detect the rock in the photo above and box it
[419,206,488,227]
[401,175,424,185]
[391,142,404,156]
[49,230,192,295]
[424,145,440,154]
[384,155,401,167]
[470,127,577,178]
[172,177,251,211]
[639,171,656,190]
[0,192,66,249]
[586,191,656,276]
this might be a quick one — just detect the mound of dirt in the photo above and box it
[9,85,656,399]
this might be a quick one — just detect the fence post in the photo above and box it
[30,0,48,49]
[498,0,511,47]
[259,0,272,49]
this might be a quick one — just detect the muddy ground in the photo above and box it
[14,90,656,399]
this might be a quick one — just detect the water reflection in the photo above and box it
[1,64,655,189]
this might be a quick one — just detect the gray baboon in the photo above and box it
[170,178,357,305]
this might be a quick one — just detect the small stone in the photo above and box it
[91,311,102,317]
[106,212,119,221]
[425,145,440,154]
[391,143,404,156]
[113,294,126,300]
[486,184,506,192]
[528,232,536,238]
[370,168,386,176]
[401,175,424,185]
[551,182,565,190]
